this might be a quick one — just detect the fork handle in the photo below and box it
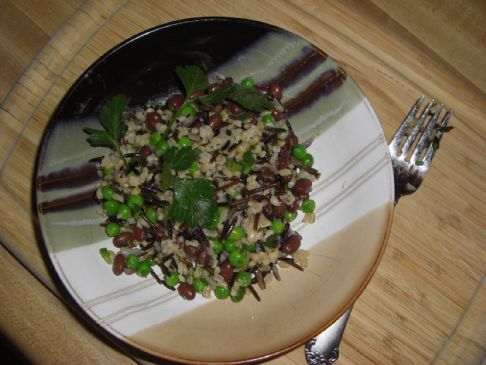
[304,308,352,364]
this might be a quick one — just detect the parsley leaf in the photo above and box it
[197,84,235,105]
[175,65,210,97]
[169,178,218,230]
[99,94,130,141]
[83,94,130,166]
[83,128,116,148]
[227,84,274,112]
[174,65,275,114]
[164,147,200,170]
[160,147,200,190]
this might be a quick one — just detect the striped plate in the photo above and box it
[34,17,394,364]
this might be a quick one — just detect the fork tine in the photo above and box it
[389,95,425,152]
[400,99,435,157]
[421,108,452,167]
[410,103,444,163]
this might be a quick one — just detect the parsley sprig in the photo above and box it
[164,65,274,138]
[160,146,200,190]
[83,94,130,167]
[159,147,219,229]
[169,178,218,230]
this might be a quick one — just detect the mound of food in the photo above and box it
[85,65,320,302]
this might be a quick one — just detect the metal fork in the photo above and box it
[304,96,453,365]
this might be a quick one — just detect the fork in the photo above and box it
[304,96,453,365]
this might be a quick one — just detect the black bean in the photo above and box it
[219,261,234,282]
[113,232,133,247]
[268,82,283,100]
[146,112,161,131]
[208,83,221,93]
[112,254,125,276]
[178,283,196,300]
[184,244,199,257]
[273,203,287,218]
[209,114,223,130]
[292,178,312,196]
[168,94,184,108]
[281,234,301,254]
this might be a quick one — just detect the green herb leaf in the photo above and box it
[160,147,200,190]
[227,84,274,112]
[197,84,235,105]
[169,178,218,230]
[83,94,129,153]
[175,65,210,98]
[165,147,200,171]
[236,111,253,121]
[99,94,130,140]
[160,162,174,191]
[83,128,116,148]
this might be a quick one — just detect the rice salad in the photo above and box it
[85,65,320,302]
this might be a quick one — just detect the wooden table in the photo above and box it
[1,1,485,364]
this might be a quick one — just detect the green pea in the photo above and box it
[127,194,144,209]
[242,151,256,167]
[212,239,223,254]
[231,287,246,303]
[264,236,275,248]
[243,243,256,252]
[207,216,219,231]
[193,278,208,293]
[214,286,230,299]
[223,239,237,253]
[292,144,307,160]
[150,132,162,146]
[131,205,142,219]
[236,271,252,287]
[302,153,314,167]
[103,200,120,217]
[102,167,114,176]
[179,104,197,117]
[229,250,248,268]
[99,248,113,264]
[241,77,255,88]
[165,271,179,286]
[241,151,255,175]
[226,159,243,172]
[230,191,242,199]
[241,165,251,175]
[145,207,157,223]
[228,226,244,241]
[271,220,285,234]
[301,199,316,213]
[262,114,275,124]
[136,260,151,277]
[284,210,298,222]
[101,186,114,200]
[154,140,169,156]
[208,205,225,232]
[188,161,198,175]
[105,223,120,237]
[117,204,132,220]
[126,254,139,270]
[178,136,193,148]
[220,108,229,119]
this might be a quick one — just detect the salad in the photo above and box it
[84,65,320,302]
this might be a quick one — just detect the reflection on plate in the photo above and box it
[34,17,394,364]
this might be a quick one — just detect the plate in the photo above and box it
[34,17,394,364]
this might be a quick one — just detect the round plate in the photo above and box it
[34,17,394,364]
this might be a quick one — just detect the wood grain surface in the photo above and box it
[0,1,484,364]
